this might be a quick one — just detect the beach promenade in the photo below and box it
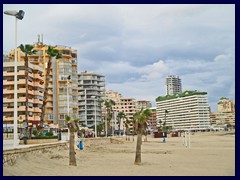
[3,131,235,176]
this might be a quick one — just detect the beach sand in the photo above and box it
[3,131,235,176]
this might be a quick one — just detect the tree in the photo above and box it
[117,112,127,136]
[65,115,79,166]
[19,44,37,139]
[163,110,169,132]
[103,99,115,135]
[93,123,104,136]
[124,119,131,141]
[40,46,61,128]
[133,109,152,165]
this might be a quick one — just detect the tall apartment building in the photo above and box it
[78,71,105,128]
[3,56,44,128]
[210,98,235,128]
[166,75,182,95]
[3,40,78,128]
[156,90,211,131]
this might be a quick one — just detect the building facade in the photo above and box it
[3,56,44,128]
[210,98,235,128]
[78,71,105,128]
[135,100,152,111]
[166,75,182,95]
[156,90,211,131]
[3,41,78,128]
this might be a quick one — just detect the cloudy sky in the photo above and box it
[3,4,235,111]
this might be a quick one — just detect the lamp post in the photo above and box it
[4,10,25,148]
[91,96,97,138]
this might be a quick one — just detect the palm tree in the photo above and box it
[40,46,61,127]
[19,44,37,139]
[124,119,131,141]
[133,109,152,165]
[65,115,79,166]
[117,112,127,136]
[142,120,149,142]
[103,99,115,136]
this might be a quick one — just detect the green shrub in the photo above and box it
[45,131,54,136]
[31,136,57,139]
[32,129,38,136]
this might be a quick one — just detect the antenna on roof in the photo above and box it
[41,34,43,44]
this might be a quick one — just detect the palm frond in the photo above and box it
[65,115,71,122]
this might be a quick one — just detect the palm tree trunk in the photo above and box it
[69,122,77,166]
[25,56,29,138]
[134,133,142,165]
[40,59,52,126]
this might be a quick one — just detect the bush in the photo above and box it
[32,129,38,136]
[31,136,57,139]
[45,131,53,136]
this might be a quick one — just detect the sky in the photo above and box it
[3,4,235,111]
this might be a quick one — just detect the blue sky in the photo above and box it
[3,4,235,111]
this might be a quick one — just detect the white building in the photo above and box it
[166,75,182,95]
[156,90,211,131]
[78,71,105,128]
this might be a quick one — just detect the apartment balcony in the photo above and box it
[34,90,44,96]
[18,88,26,94]
[28,116,34,121]
[3,106,26,112]
[46,97,53,102]
[18,79,26,85]
[3,116,13,121]
[33,116,40,121]
[18,97,26,102]
[34,99,43,104]
[3,71,14,76]
[3,98,14,103]
[34,107,42,113]
[33,73,42,79]
[33,81,44,87]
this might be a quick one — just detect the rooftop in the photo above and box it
[156,90,207,102]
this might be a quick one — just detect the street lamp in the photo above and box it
[4,10,25,148]
[91,96,97,138]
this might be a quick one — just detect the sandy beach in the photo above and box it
[3,131,235,176]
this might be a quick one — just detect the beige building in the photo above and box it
[3,39,78,128]
[210,98,235,128]
[136,100,152,111]
[3,56,44,128]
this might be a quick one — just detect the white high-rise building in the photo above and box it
[78,71,105,128]
[156,90,211,131]
[166,75,182,95]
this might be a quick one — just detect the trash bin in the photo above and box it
[58,132,62,141]
[162,138,166,143]
[78,140,83,150]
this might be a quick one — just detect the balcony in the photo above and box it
[3,89,14,94]
[34,107,42,113]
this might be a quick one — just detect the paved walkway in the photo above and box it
[3,139,68,151]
